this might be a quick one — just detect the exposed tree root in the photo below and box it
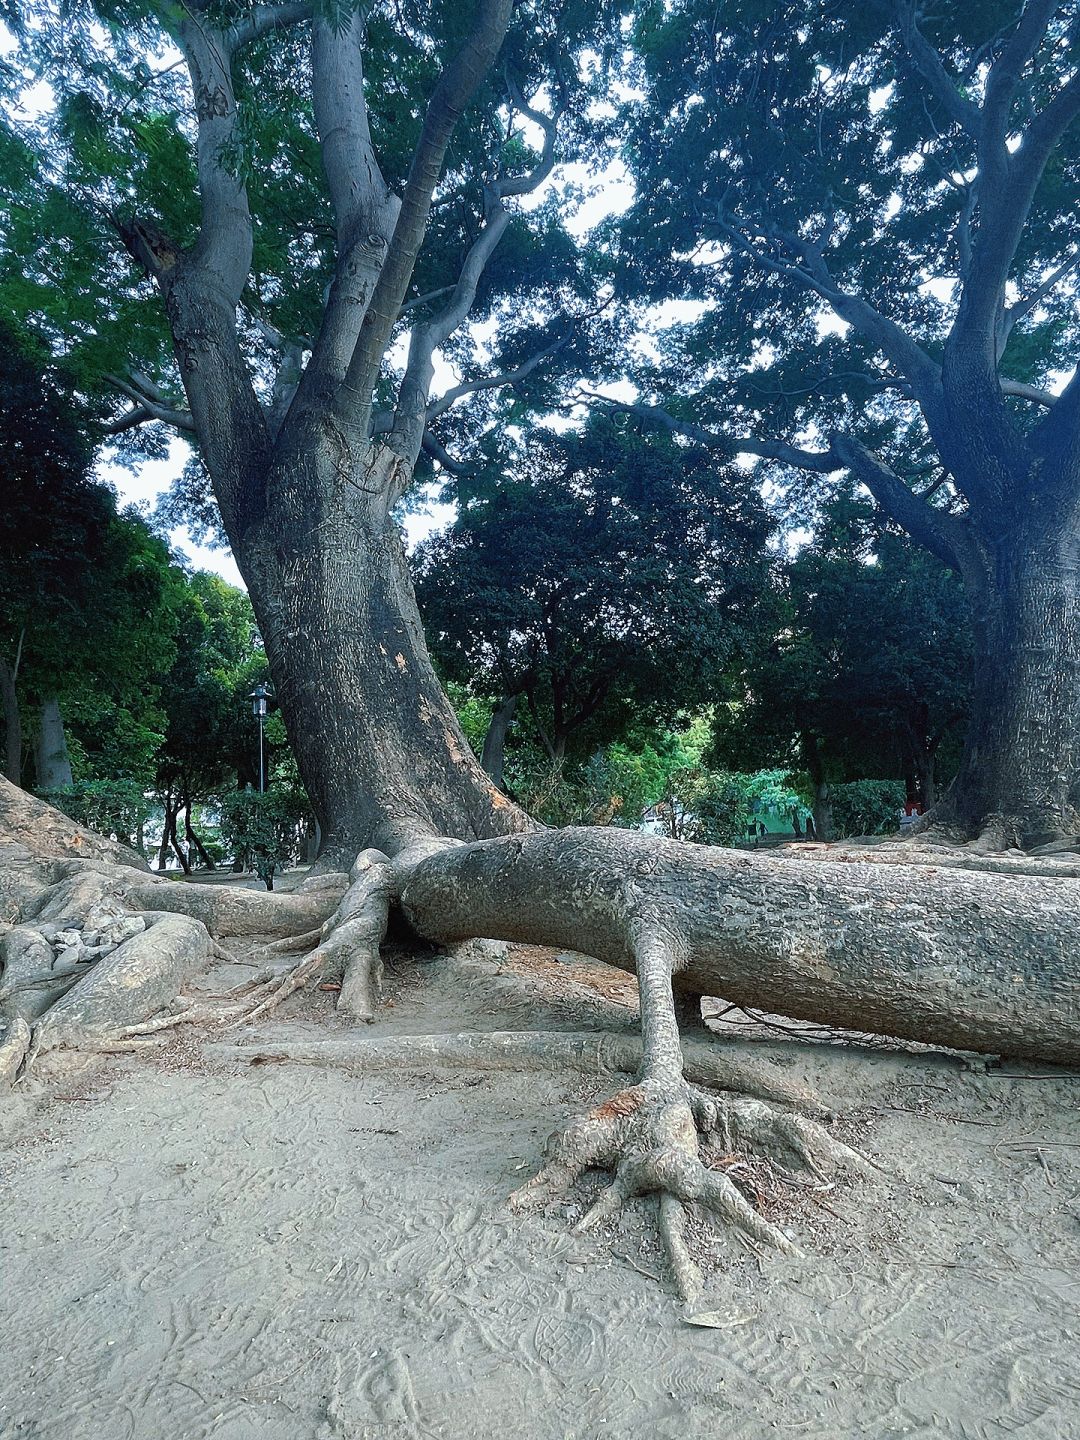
[782,837,1080,881]
[510,1076,872,1301]
[0,1014,30,1087]
[5,783,1080,1299]
[119,878,344,938]
[205,1029,830,1116]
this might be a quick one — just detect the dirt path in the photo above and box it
[2,939,1079,1439]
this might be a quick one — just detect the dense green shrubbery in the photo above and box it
[828,780,906,838]
[41,779,155,851]
[217,787,312,889]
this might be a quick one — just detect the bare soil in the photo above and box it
[2,928,1079,1440]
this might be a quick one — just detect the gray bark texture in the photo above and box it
[399,829,1080,1066]
[34,697,73,791]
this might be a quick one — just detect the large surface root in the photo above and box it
[510,1077,873,1303]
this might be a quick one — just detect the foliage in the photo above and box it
[217,787,312,890]
[657,765,806,847]
[616,0,1078,498]
[710,495,973,802]
[41,779,155,849]
[417,416,773,763]
[1,0,625,478]
[828,781,906,840]
[0,314,189,788]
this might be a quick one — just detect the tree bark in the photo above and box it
[0,653,21,786]
[34,697,73,791]
[480,692,519,791]
[231,436,531,860]
[400,828,1080,1066]
[945,534,1080,846]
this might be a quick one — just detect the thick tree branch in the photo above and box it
[388,89,561,469]
[829,433,967,572]
[981,0,1059,150]
[339,0,515,434]
[1000,377,1058,407]
[103,372,196,434]
[581,392,971,573]
[891,2,981,138]
[949,20,1080,369]
[230,1,313,48]
[420,430,465,474]
[130,13,272,530]
[291,10,401,408]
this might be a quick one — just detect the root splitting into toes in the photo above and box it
[510,1080,875,1303]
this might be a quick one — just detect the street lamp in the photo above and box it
[248,682,272,792]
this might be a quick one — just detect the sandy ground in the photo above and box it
[2,931,1080,1440]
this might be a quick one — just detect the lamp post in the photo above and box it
[249,682,271,792]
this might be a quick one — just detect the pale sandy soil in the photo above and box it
[2,932,1080,1440]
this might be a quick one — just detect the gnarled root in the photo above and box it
[0,1015,31,1087]
[227,844,425,1024]
[511,1078,874,1303]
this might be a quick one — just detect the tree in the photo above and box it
[152,573,265,872]
[5,0,617,858]
[415,417,772,785]
[5,0,1080,1307]
[0,317,182,793]
[612,0,1080,847]
[712,496,973,832]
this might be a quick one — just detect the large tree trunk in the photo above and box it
[34,696,73,791]
[400,828,1080,1065]
[948,535,1080,847]
[230,438,531,859]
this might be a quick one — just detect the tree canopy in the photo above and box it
[416,416,773,768]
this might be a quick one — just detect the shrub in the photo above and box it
[42,779,154,852]
[218,786,311,889]
[829,779,906,838]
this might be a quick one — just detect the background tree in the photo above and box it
[151,573,267,872]
[713,496,973,835]
[0,316,183,794]
[613,0,1080,847]
[415,417,772,789]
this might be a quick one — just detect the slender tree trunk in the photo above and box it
[166,806,191,875]
[184,802,215,870]
[800,732,833,842]
[156,805,171,871]
[0,653,21,786]
[34,697,73,790]
[480,693,519,791]
[230,439,531,860]
[948,535,1080,846]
